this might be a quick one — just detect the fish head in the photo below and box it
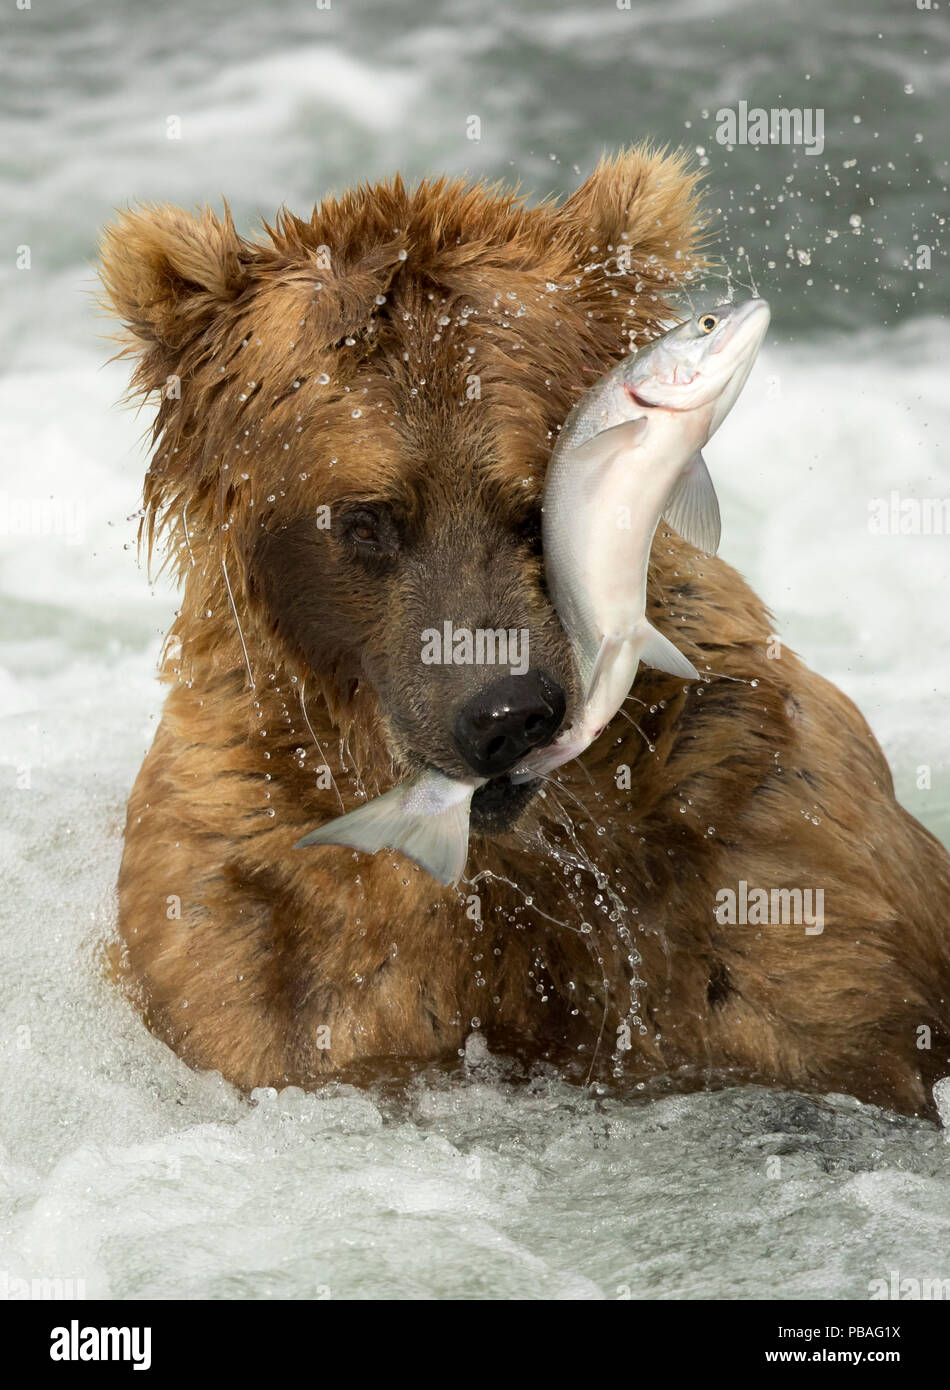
[625,299,770,436]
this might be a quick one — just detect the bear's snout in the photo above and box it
[453,669,566,777]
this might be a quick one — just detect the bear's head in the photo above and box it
[99,148,703,833]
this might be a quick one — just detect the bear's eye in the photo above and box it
[340,505,400,561]
[514,508,543,554]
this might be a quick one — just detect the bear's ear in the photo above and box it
[554,145,705,277]
[97,202,249,384]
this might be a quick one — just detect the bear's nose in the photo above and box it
[454,670,566,778]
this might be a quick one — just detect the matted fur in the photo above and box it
[99,148,950,1114]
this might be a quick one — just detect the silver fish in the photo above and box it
[514,296,772,777]
[297,299,770,884]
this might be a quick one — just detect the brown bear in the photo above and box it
[98,147,950,1116]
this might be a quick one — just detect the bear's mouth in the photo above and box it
[469,773,542,834]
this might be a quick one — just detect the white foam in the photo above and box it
[707,318,950,839]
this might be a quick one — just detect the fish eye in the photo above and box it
[698,313,718,334]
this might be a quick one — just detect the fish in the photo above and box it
[296,299,770,885]
[296,767,481,888]
[512,296,772,778]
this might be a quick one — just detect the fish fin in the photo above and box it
[569,417,649,466]
[663,451,721,554]
[637,621,699,680]
[295,782,472,887]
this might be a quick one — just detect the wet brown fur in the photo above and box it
[99,148,950,1115]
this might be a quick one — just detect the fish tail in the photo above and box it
[295,783,472,887]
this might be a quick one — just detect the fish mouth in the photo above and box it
[469,773,542,833]
[709,297,771,355]
[625,385,661,409]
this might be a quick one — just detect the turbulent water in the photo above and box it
[1,0,949,1300]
